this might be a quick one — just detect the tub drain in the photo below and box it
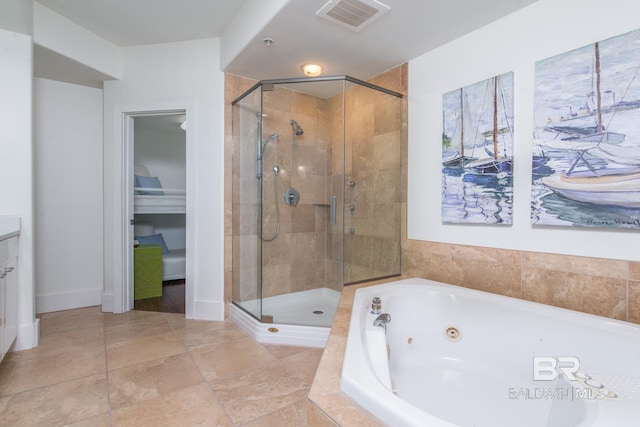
[313,310,324,315]
[444,326,461,342]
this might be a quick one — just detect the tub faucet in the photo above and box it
[371,297,382,315]
[373,313,391,333]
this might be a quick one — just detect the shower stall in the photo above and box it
[230,76,402,346]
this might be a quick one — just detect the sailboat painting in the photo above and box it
[532,28,640,229]
[442,72,514,225]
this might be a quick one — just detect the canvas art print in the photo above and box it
[532,28,640,229]
[442,72,514,224]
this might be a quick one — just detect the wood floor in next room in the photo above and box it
[0,307,324,426]
[134,280,186,314]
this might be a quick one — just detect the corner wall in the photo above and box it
[0,0,38,350]
[406,0,640,323]
[34,78,103,313]
[103,38,225,320]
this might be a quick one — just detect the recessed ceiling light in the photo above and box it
[301,63,323,77]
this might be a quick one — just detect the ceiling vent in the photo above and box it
[316,0,390,32]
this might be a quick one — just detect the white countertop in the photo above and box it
[0,216,20,240]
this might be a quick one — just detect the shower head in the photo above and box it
[262,133,279,145]
[290,120,304,136]
[258,133,279,160]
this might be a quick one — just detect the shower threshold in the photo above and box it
[230,287,341,348]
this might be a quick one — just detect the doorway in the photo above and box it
[124,111,187,314]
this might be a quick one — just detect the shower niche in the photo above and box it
[231,76,402,343]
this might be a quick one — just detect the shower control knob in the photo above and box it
[349,204,355,212]
[348,180,356,188]
[348,228,355,235]
[284,188,300,206]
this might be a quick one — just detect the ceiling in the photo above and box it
[35,0,538,85]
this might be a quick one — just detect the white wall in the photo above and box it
[34,78,103,313]
[134,126,186,189]
[33,2,121,79]
[103,38,224,320]
[0,1,38,351]
[408,0,640,261]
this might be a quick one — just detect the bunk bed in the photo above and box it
[134,166,186,214]
[133,165,186,281]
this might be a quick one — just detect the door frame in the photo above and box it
[114,103,194,315]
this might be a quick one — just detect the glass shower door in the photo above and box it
[343,81,402,283]
[231,86,262,321]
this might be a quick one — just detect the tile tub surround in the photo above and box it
[402,239,640,324]
[308,279,391,426]
[307,267,640,426]
[0,307,323,426]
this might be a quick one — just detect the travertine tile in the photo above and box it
[307,400,339,427]
[262,264,292,298]
[109,353,203,410]
[402,239,450,257]
[522,267,627,320]
[1,345,106,396]
[280,347,324,384]
[452,244,520,265]
[450,257,521,298]
[0,359,17,388]
[65,412,111,427]
[522,251,627,280]
[105,315,172,344]
[103,310,164,327]
[20,325,104,361]
[309,336,346,398]
[630,262,640,281]
[171,318,247,350]
[0,374,108,426]
[262,344,310,360]
[310,393,383,427]
[329,303,351,338]
[39,307,104,336]
[106,332,184,371]
[189,336,279,381]
[111,383,232,427]
[422,252,452,283]
[210,364,309,425]
[243,399,308,427]
[628,281,640,324]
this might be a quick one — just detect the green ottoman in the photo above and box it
[134,244,163,300]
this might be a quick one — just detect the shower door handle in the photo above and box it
[330,196,337,225]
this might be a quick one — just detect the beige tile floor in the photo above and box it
[0,307,324,426]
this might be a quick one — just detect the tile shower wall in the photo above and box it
[337,76,403,283]
[259,86,335,297]
[225,77,336,302]
[225,65,639,325]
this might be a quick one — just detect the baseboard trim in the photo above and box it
[36,288,102,314]
[192,299,224,321]
[13,318,39,351]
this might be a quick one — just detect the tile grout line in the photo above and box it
[163,312,237,426]
[102,311,115,427]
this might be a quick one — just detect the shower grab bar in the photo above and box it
[330,196,337,225]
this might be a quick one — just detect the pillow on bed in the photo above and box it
[135,175,165,195]
[135,233,169,254]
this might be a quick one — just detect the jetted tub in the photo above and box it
[341,278,640,427]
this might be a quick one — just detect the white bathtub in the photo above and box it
[341,278,640,427]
